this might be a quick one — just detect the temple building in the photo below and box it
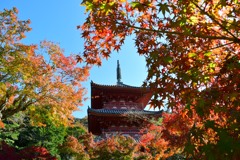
[88,60,162,139]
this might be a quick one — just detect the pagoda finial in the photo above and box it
[117,60,122,85]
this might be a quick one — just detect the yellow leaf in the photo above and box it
[189,16,198,24]
[188,53,196,58]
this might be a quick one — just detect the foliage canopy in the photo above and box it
[0,8,89,127]
[80,0,240,159]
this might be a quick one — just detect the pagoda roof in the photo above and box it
[91,81,149,89]
[91,81,152,96]
[91,81,153,109]
[88,108,162,117]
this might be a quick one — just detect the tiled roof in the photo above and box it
[88,108,162,116]
[91,81,149,89]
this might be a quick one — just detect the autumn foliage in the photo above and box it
[0,142,57,160]
[1,1,239,159]
[0,8,89,127]
[80,0,240,159]
[59,136,90,160]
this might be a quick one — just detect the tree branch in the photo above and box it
[0,73,9,82]
[202,42,235,53]
[190,0,239,41]
[118,22,239,43]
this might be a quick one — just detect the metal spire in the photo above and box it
[117,60,122,85]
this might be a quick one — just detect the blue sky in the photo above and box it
[1,0,148,118]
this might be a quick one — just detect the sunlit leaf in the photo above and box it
[188,53,196,58]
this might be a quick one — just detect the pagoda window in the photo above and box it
[111,125,116,128]
[92,95,100,99]
[120,99,125,102]
[121,106,127,109]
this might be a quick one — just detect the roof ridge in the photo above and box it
[88,108,163,115]
[91,81,148,89]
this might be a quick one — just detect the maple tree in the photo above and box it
[59,136,90,160]
[0,141,57,160]
[80,0,239,159]
[91,135,136,159]
[15,122,67,156]
[0,8,89,127]
[20,146,57,160]
[0,112,89,159]
[76,134,144,160]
